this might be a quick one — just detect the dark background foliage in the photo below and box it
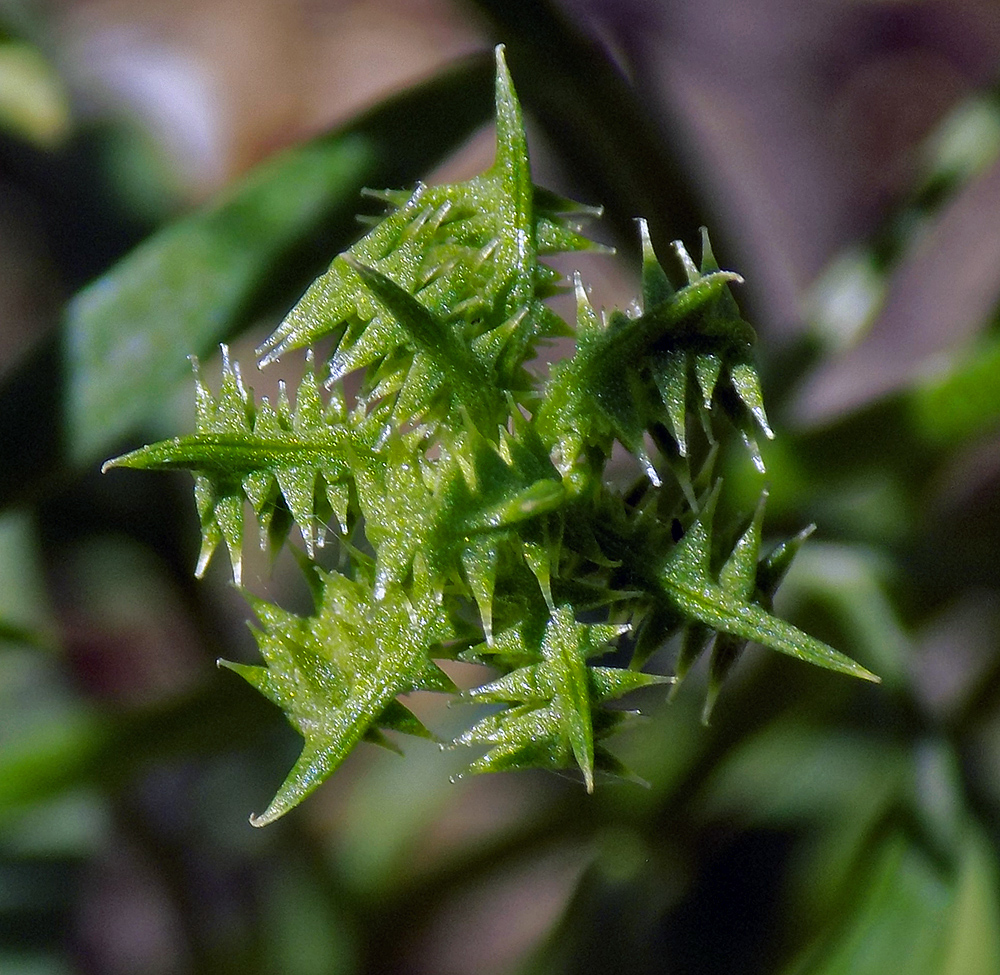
[3,1,1000,972]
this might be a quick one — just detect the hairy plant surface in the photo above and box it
[107,47,876,826]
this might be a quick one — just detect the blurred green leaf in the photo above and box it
[699,719,906,829]
[940,826,1000,975]
[0,707,109,815]
[909,331,1000,445]
[783,824,1000,975]
[65,53,494,467]
[0,51,494,508]
[0,37,70,147]
[0,512,52,646]
[783,833,951,975]
[63,134,372,465]
[261,858,358,975]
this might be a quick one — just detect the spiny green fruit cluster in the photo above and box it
[107,47,876,826]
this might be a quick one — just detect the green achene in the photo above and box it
[106,46,877,826]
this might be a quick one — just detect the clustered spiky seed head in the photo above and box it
[105,46,875,825]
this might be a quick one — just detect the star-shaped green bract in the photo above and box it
[256,46,599,433]
[458,606,670,790]
[537,223,777,495]
[104,45,878,825]
[103,345,365,585]
[222,563,455,825]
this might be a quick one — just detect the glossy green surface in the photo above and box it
[107,48,873,824]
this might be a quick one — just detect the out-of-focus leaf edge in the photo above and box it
[0,51,494,508]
